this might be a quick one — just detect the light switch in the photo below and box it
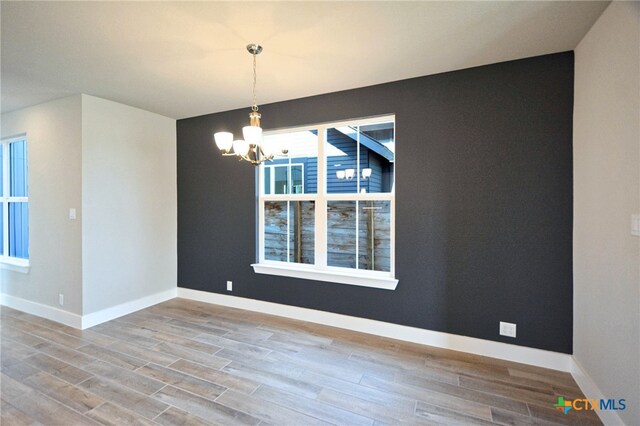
[69,208,77,220]
[632,215,640,237]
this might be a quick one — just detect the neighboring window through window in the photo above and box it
[1,136,29,262]
[256,117,395,286]
[264,164,305,194]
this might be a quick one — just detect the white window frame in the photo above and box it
[252,115,397,290]
[1,134,30,273]
[264,162,305,195]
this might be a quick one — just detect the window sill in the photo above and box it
[251,263,398,290]
[0,257,30,274]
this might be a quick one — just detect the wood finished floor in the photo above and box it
[1,298,601,426]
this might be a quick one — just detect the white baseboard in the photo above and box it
[1,288,177,330]
[177,288,572,372]
[81,288,177,329]
[570,357,627,426]
[0,293,83,328]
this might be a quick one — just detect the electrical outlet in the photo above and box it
[226,281,232,291]
[58,293,64,306]
[69,208,77,220]
[500,321,516,338]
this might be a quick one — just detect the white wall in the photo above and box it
[81,95,176,315]
[573,2,640,424]
[1,95,84,315]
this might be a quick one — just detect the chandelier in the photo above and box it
[213,44,287,165]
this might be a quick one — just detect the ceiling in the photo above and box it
[1,1,609,120]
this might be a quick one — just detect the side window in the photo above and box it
[1,136,30,262]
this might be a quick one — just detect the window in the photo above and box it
[1,135,30,270]
[253,116,397,289]
[264,163,304,194]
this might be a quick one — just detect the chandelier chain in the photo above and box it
[252,53,258,112]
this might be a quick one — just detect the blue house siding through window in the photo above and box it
[267,128,393,194]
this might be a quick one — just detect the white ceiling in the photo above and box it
[1,1,609,119]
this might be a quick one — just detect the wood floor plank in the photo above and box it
[253,384,374,426]
[83,360,166,395]
[137,363,227,400]
[0,399,40,426]
[117,309,173,325]
[119,319,203,339]
[222,328,274,346]
[360,373,531,416]
[394,366,460,387]
[222,360,322,399]
[168,359,260,394]
[153,406,216,426]
[208,317,262,334]
[424,355,513,381]
[417,386,494,421]
[214,388,329,426]
[490,407,558,426]
[415,401,495,425]
[107,340,180,367]
[300,370,416,411]
[152,342,231,369]
[361,373,493,421]
[1,326,49,349]
[1,339,38,367]
[4,317,88,349]
[458,374,557,406]
[34,341,96,368]
[193,333,272,360]
[76,344,148,371]
[166,318,229,336]
[265,350,363,383]
[85,402,158,426]
[2,361,40,382]
[507,367,578,388]
[4,389,99,426]
[89,323,162,348]
[6,314,117,348]
[238,353,306,380]
[1,372,34,400]
[317,387,434,425]
[24,371,104,414]
[23,353,93,385]
[151,331,222,354]
[77,376,169,420]
[152,385,260,425]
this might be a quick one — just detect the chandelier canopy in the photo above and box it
[213,44,287,165]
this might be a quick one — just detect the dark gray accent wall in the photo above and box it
[177,52,574,354]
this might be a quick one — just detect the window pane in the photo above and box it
[359,122,395,194]
[326,127,357,194]
[288,201,314,264]
[10,140,28,197]
[274,166,288,194]
[291,165,303,194]
[264,167,271,195]
[9,202,29,259]
[327,201,357,268]
[265,200,315,264]
[0,202,3,256]
[264,201,288,261]
[358,200,391,272]
[0,146,3,195]
[261,130,317,194]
